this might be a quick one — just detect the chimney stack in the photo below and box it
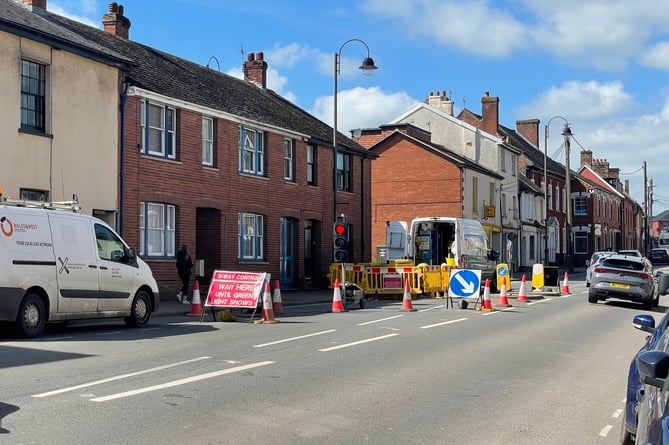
[426,91,454,116]
[515,119,539,148]
[580,150,593,167]
[23,0,46,9]
[243,52,267,88]
[481,92,499,137]
[102,2,131,39]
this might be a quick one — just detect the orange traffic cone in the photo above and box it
[272,280,284,314]
[497,276,511,307]
[400,278,417,312]
[477,279,495,312]
[186,280,204,316]
[517,274,529,302]
[255,281,279,324]
[561,272,571,294]
[331,279,347,312]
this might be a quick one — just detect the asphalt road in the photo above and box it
[0,274,661,444]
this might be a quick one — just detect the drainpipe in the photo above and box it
[119,81,129,236]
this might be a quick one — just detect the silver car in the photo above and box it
[585,251,614,287]
[588,254,656,309]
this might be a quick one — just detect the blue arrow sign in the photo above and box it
[448,269,481,298]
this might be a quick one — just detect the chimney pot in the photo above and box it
[102,2,131,39]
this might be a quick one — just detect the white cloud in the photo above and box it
[226,65,297,104]
[311,86,419,133]
[49,0,100,27]
[641,42,669,71]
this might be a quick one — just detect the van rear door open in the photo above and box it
[49,213,99,312]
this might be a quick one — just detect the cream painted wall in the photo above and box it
[0,32,119,216]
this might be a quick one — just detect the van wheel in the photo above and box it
[124,290,152,327]
[16,293,46,338]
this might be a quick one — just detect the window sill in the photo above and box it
[18,127,53,139]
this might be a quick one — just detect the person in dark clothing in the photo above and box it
[176,245,194,304]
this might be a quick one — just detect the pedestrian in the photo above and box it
[176,245,194,304]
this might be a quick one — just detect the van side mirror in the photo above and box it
[126,247,137,264]
[487,249,499,261]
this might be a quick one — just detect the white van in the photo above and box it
[0,196,160,338]
[386,216,499,289]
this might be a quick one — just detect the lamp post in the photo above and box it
[332,39,377,261]
[543,116,572,267]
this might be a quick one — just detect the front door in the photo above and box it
[280,217,295,287]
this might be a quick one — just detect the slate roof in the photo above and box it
[0,0,369,154]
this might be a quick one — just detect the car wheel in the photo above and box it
[588,288,598,304]
[16,293,46,338]
[124,290,152,327]
[643,297,653,311]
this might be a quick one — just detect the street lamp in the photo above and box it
[543,116,572,267]
[332,38,377,262]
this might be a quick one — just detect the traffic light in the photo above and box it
[333,222,349,263]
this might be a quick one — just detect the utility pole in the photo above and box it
[643,161,648,255]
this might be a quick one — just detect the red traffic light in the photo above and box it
[334,223,346,235]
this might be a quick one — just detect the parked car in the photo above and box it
[587,254,656,309]
[621,311,669,444]
[619,249,653,269]
[585,251,614,287]
[650,248,669,265]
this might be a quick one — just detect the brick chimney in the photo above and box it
[516,119,539,148]
[22,0,46,8]
[102,3,131,39]
[481,92,499,137]
[580,150,593,167]
[625,179,629,194]
[426,91,454,116]
[243,52,267,88]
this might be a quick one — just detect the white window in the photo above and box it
[239,126,264,175]
[239,212,264,260]
[284,138,295,181]
[511,154,516,177]
[139,202,175,257]
[202,117,213,166]
[500,149,506,172]
[20,59,47,133]
[141,100,176,159]
[307,144,315,185]
[336,152,352,192]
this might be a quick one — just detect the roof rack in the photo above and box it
[0,193,80,212]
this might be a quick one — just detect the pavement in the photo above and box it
[155,268,586,318]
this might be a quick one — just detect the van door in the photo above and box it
[94,223,137,312]
[49,214,99,312]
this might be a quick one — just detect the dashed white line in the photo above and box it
[612,408,623,418]
[90,361,275,402]
[421,318,468,329]
[358,315,404,325]
[253,329,336,347]
[33,356,212,397]
[318,333,399,351]
[599,425,613,437]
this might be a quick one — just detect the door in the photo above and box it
[279,217,295,287]
[95,223,138,312]
[49,214,99,313]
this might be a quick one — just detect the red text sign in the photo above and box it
[204,271,267,308]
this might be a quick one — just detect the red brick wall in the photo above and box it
[120,96,368,294]
[370,135,463,257]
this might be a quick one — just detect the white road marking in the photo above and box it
[528,298,553,305]
[612,408,623,418]
[599,425,613,437]
[90,361,275,402]
[358,315,404,325]
[32,356,212,397]
[318,333,399,351]
[253,329,336,347]
[421,318,468,329]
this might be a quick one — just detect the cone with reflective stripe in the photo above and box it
[272,280,284,314]
[477,279,495,312]
[331,278,347,312]
[400,278,417,312]
[497,276,511,307]
[255,281,279,324]
[561,272,571,294]
[186,280,204,316]
[516,274,529,302]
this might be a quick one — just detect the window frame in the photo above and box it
[574,196,588,216]
[20,59,47,133]
[284,138,295,181]
[239,126,265,176]
[141,100,177,160]
[139,202,176,258]
[202,116,214,167]
[306,144,316,185]
[336,152,352,192]
[238,212,265,261]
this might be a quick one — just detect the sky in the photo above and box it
[48,0,669,214]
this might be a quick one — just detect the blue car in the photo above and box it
[621,312,669,444]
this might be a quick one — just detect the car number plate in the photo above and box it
[610,283,630,289]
